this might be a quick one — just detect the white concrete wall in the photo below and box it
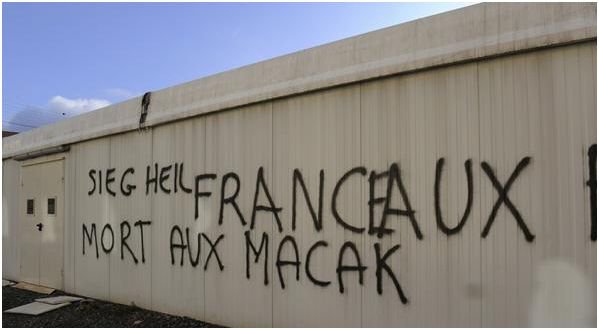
[36,42,593,327]
[2,3,596,327]
[3,159,21,281]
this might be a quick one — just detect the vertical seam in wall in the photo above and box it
[529,49,538,314]
[61,157,65,291]
[38,167,41,284]
[75,156,78,292]
[476,60,483,328]
[359,83,364,328]
[149,129,154,309]
[270,101,275,328]
[72,156,76,292]
[108,139,112,301]
[203,119,207,320]
[20,168,23,283]
[576,46,588,273]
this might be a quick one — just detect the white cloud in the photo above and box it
[105,88,139,100]
[47,95,111,116]
[5,95,111,132]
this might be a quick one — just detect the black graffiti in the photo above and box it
[218,172,246,226]
[83,220,419,301]
[82,223,99,258]
[195,173,217,220]
[368,163,422,239]
[146,162,193,196]
[88,170,97,195]
[101,224,114,253]
[332,167,366,233]
[170,226,224,270]
[588,144,597,241]
[186,228,201,267]
[276,235,301,289]
[76,151,599,306]
[159,165,173,194]
[251,167,283,232]
[89,168,137,196]
[245,230,269,285]
[481,157,535,242]
[170,225,186,266]
[292,169,324,232]
[374,243,407,304]
[88,168,138,197]
[134,220,151,263]
[120,168,136,196]
[203,233,225,271]
[434,158,474,236]
[85,159,559,243]
[105,168,116,196]
[305,240,331,287]
[120,221,138,264]
[174,163,179,194]
[83,221,150,262]
[336,241,366,294]
[146,164,159,194]
[175,163,193,194]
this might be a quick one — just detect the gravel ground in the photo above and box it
[3,286,222,327]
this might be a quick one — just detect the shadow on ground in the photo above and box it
[3,286,222,327]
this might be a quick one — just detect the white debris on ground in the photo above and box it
[4,302,71,316]
[2,280,15,287]
[12,282,55,294]
[35,296,83,305]
[3,282,82,316]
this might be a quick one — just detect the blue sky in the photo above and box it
[3,2,470,132]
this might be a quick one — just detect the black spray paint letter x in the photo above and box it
[481,157,535,242]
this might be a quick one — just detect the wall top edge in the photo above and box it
[3,2,596,159]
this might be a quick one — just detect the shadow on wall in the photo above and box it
[528,259,595,327]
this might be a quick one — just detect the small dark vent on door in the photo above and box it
[48,198,56,215]
[27,199,34,215]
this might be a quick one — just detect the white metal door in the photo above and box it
[19,158,64,289]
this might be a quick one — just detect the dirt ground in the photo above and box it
[2,286,222,327]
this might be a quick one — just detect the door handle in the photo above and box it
[36,223,43,231]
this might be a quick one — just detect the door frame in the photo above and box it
[19,153,66,289]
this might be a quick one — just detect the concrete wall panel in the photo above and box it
[150,118,206,319]
[203,103,274,327]
[107,131,153,308]
[477,42,597,327]
[64,149,76,293]
[71,139,111,300]
[2,159,21,281]
[359,63,482,327]
[272,85,362,327]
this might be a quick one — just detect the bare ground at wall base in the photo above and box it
[2,286,222,327]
